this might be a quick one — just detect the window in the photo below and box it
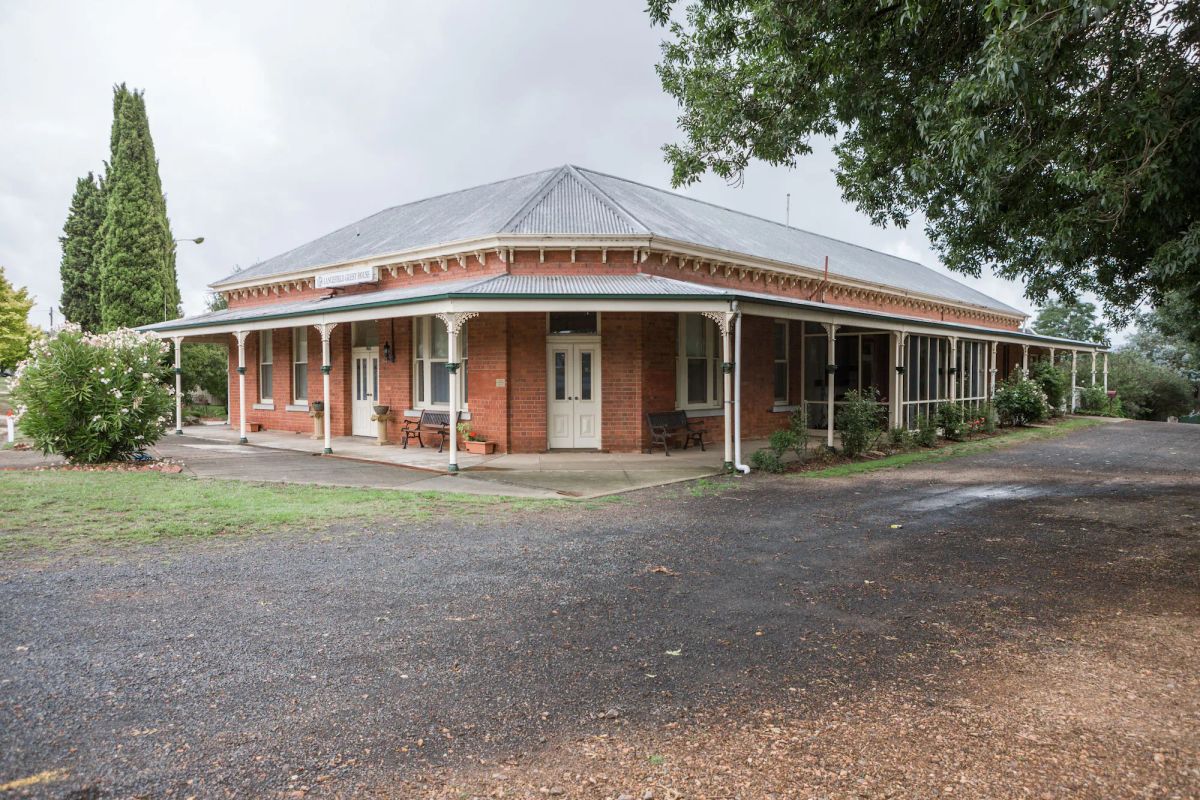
[773,320,789,404]
[292,327,308,404]
[548,311,598,334]
[258,331,273,403]
[677,314,722,409]
[413,316,467,408]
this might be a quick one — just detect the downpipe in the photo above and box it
[733,305,750,474]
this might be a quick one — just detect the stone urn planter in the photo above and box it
[370,405,392,446]
[308,401,325,440]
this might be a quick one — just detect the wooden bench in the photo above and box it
[400,409,458,452]
[645,410,707,456]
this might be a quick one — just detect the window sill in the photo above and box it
[680,407,723,418]
[285,404,309,412]
[404,408,472,420]
[770,404,799,413]
[252,403,275,411]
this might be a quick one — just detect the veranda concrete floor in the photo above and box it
[156,424,732,498]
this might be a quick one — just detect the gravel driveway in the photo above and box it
[1,420,1197,798]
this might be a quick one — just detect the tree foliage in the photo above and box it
[96,84,180,331]
[1108,349,1195,420]
[59,172,105,332]
[0,267,36,370]
[648,0,1200,321]
[1031,299,1109,345]
[182,343,228,405]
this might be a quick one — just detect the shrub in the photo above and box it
[749,447,785,473]
[993,373,1049,426]
[788,405,809,455]
[888,426,913,450]
[979,401,998,433]
[914,412,938,447]
[1077,386,1113,414]
[936,402,967,441]
[836,389,881,458]
[1108,350,1193,420]
[11,325,172,463]
[1029,360,1070,414]
[768,427,799,458]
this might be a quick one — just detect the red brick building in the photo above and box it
[146,165,1107,471]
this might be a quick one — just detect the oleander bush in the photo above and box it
[1029,360,1070,415]
[914,412,939,447]
[993,373,1050,427]
[11,325,172,463]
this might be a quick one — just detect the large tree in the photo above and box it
[648,1,1200,322]
[0,267,36,370]
[1031,299,1109,345]
[58,172,104,331]
[96,84,180,330]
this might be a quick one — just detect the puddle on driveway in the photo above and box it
[901,483,1050,513]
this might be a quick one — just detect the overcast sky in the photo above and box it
[2,0,1041,329]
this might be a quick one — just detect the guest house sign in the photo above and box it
[315,266,377,289]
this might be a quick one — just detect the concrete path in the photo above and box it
[155,428,725,498]
[151,436,563,498]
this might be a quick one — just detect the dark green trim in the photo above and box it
[447,463,459,474]
[446,362,459,374]
[173,367,182,376]
[236,366,246,375]
[320,365,332,375]
[144,288,1104,349]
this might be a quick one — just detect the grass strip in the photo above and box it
[0,471,563,554]
[797,417,1109,479]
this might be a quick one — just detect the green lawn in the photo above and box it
[797,417,1109,479]
[0,471,562,555]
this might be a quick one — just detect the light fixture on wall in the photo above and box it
[383,341,393,363]
[383,319,397,363]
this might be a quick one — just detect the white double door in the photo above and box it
[547,338,600,449]
[351,346,380,436]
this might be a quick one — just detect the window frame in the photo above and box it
[291,327,308,405]
[412,316,468,410]
[676,313,723,411]
[773,320,789,405]
[258,330,273,403]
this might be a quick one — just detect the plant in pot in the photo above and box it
[457,421,495,454]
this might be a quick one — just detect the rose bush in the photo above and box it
[11,324,172,463]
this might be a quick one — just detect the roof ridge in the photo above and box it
[498,166,573,232]
[563,165,650,234]
[574,165,936,271]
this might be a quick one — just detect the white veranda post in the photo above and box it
[822,323,838,449]
[316,323,337,454]
[1021,344,1030,375]
[1103,353,1109,392]
[1070,350,1078,412]
[233,331,249,444]
[947,337,958,403]
[1090,351,1097,386]
[988,341,999,398]
[172,336,184,435]
[892,332,906,428]
[436,312,477,474]
[702,311,735,472]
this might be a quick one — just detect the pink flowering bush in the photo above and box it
[11,324,173,463]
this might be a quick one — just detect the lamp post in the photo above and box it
[165,237,205,320]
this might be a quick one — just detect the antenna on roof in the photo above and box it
[785,193,791,227]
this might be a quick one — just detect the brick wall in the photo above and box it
[508,313,547,452]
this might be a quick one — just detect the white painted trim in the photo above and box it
[285,403,308,412]
[252,402,275,411]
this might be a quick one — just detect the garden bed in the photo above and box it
[30,459,184,474]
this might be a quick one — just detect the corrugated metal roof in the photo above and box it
[506,168,644,235]
[147,273,1099,347]
[211,164,1023,316]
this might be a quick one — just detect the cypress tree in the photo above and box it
[58,172,104,331]
[97,84,179,330]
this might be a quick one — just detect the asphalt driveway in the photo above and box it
[1,420,1197,798]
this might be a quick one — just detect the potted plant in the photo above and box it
[457,421,496,454]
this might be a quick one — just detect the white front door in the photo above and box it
[547,339,600,449]
[351,346,379,436]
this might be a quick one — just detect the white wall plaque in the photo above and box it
[315,266,378,289]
